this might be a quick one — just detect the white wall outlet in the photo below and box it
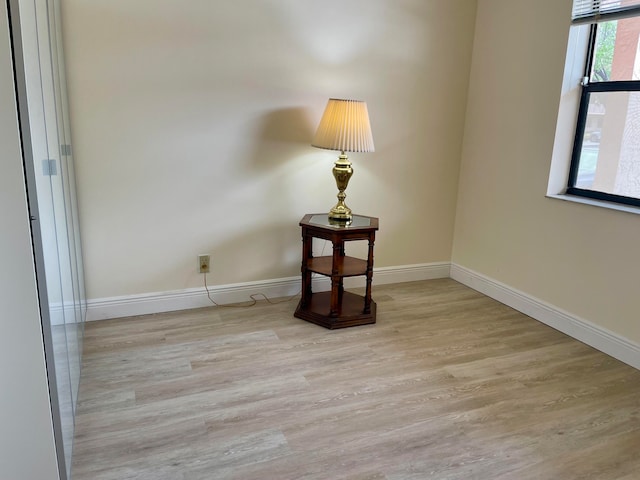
[198,254,210,273]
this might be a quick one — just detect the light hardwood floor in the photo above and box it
[71,279,640,480]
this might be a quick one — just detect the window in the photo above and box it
[567,0,640,207]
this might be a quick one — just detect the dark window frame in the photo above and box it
[566,23,640,208]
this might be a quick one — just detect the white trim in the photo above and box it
[86,262,450,321]
[547,24,590,197]
[86,261,640,370]
[450,263,640,371]
[47,302,76,326]
[48,303,65,326]
[546,193,640,216]
[86,277,300,321]
[363,262,451,285]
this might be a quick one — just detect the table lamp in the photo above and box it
[312,98,375,223]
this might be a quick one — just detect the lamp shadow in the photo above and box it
[205,220,302,285]
[247,107,316,171]
[259,107,315,144]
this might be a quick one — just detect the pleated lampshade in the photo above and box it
[312,99,375,153]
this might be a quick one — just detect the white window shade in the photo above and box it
[573,0,640,24]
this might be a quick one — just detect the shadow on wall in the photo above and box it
[197,107,319,285]
[206,220,301,284]
[248,106,316,171]
[241,106,325,223]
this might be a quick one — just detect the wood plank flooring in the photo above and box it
[71,279,640,479]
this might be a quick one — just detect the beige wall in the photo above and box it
[453,0,640,344]
[0,3,60,477]
[61,0,477,299]
[59,1,640,348]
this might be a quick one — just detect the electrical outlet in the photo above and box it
[198,254,210,273]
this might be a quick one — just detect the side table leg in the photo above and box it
[338,240,345,304]
[300,232,312,308]
[329,241,342,317]
[364,234,375,314]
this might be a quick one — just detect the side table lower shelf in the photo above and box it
[294,291,376,329]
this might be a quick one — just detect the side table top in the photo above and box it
[300,213,379,231]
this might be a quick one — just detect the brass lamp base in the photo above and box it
[328,152,353,223]
[329,205,352,222]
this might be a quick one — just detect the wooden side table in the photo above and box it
[294,213,379,329]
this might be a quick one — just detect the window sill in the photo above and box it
[546,193,640,215]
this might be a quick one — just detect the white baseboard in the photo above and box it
[450,263,640,371]
[47,302,79,326]
[86,262,450,321]
[86,276,300,321]
[369,262,451,285]
[86,261,640,370]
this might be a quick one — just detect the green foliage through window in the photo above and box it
[592,21,618,82]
